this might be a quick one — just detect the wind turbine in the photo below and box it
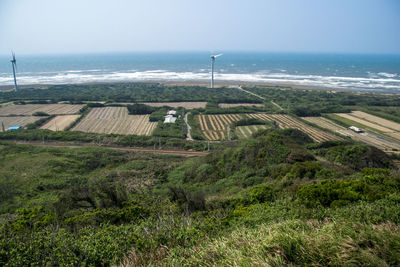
[10,52,18,92]
[210,53,222,88]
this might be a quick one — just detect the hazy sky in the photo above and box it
[0,0,399,55]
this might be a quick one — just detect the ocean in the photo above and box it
[0,52,399,92]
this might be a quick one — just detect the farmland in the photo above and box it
[40,115,80,131]
[302,116,400,151]
[71,107,157,135]
[0,104,84,116]
[0,116,39,130]
[197,114,243,140]
[247,113,339,142]
[302,116,354,137]
[236,125,268,139]
[218,103,265,108]
[335,111,400,141]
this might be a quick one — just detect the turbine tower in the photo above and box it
[210,54,222,88]
[10,52,18,92]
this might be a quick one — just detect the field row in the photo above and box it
[72,107,157,135]
[335,111,400,141]
[198,114,243,131]
[40,115,80,131]
[218,103,264,108]
[86,107,130,119]
[247,113,338,142]
[198,114,243,140]
[302,116,400,151]
[236,125,268,139]
[141,102,207,109]
[0,116,39,130]
[0,104,84,116]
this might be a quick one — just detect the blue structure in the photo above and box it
[7,126,21,130]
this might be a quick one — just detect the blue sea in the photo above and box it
[0,52,399,92]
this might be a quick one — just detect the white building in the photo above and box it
[164,115,177,123]
[349,126,363,133]
[167,110,177,116]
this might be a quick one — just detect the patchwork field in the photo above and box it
[71,107,157,135]
[302,116,354,137]
[0,104,84,116]
[141,102,207,109]
[335,111,400,140]
[40,115,80,131]
[198,114,243,140]
[303,116,400,151]
[0,116,39,131]
[218,103,264,108]
[236,125,268,139]
[247,113,338,142]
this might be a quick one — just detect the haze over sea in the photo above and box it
[0,52,399,92]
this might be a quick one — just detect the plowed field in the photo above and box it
[71,107,157,135]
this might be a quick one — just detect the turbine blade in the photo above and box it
[214,54,223,58]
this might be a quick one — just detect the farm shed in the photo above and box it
[164,115,177,123]
[167,110,177,116]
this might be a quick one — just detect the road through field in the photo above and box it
[13,141,209,157]
[184,113,193,141]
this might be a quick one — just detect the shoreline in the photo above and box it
[0,79,398,95]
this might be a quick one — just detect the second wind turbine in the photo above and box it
[210,54,222,88]
[10,52,18,92]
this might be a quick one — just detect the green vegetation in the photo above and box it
[25,115,55,130]
[0,129,206,150]
[32,111,50,116]
[127,103,155,115]
[1,128,399,266]
[204,101,277,114]
[1,84,400,265]
[152,109,186,138]
[0,83,261,103]
[243,86,400,116]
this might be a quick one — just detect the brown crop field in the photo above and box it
[0,116,39,131]
[247,113,339,142]
[303,116,400,151]
[40,115,80,131]
[335,112,400,141]
[140,102,207,109]
[71,107,157,135]
[218,103,264,108]
[0,104,84,116]
[351,111,400,131]
[197,114,243,140]
[302,116,354,137]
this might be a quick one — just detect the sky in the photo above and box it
[0,0,399,55]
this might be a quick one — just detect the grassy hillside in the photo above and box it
[1,129,400,266]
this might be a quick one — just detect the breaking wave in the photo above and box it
[1,70,400,92]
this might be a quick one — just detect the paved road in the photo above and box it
[14,141,209,157]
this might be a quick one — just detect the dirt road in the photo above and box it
[184,113,193,141]
[13,141,209,157]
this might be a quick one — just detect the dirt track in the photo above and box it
[13,141,209,157]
